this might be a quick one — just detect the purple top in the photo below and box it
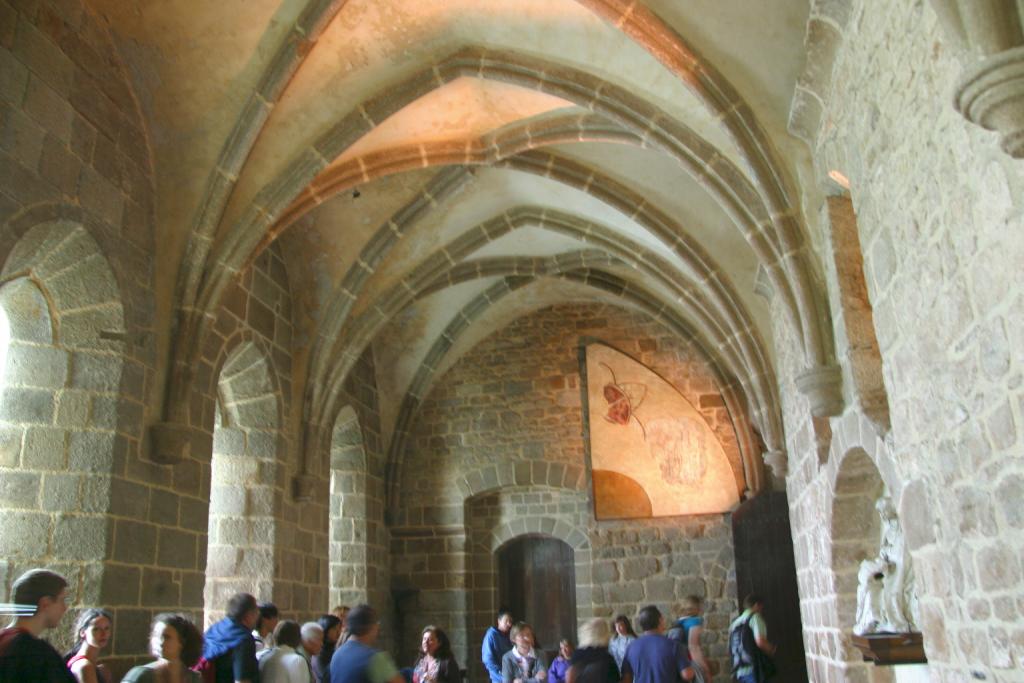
[548,655,571,683]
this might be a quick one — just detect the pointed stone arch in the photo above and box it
[328,405,370,607]
[168,47,835,438]
[381,277,761,518]
[0,217,125,616]
[807,414,934,682]
[205,339,283,624]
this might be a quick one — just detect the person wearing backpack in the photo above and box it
[728,595,776,683]
[199,593,261,683]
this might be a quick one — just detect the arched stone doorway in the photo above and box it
[497,535,577,659]
[463,487,593,682]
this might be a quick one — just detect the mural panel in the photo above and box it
[585,344,739,518]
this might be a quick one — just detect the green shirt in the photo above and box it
[367,651,400,683]
[729,609,767,677]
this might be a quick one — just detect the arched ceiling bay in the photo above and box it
[92,0,825,494]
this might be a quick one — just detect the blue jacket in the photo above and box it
[482,627,512,683]
[202,617,258,683]
[203,617,252,660]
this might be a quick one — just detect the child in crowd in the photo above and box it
[547,639,572,683]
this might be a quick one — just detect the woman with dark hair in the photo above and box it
[64,608,112,683]
[412,625,460,683]
[607,616,635,672]
[121,613,204,682]
[313,614,342,683]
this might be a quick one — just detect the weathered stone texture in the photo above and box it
[782,1,1024,681]
[0,0,156,672]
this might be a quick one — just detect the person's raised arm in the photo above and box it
[687,623,710,679]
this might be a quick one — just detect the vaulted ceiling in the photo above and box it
[91,0,827,496]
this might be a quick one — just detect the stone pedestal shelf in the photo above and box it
[851,632,928,666]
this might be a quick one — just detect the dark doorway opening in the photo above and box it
[497,536,577,661]
[733,490,809,682]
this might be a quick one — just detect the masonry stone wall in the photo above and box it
[321,348,392,635]
[780,1,1024,681]
[0,0,158,670]
[392,304,740,682]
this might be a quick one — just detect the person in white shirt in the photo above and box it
[298,621,324,678]
[259,620,313,683]
[254,602,280,654]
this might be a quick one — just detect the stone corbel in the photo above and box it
[148,422,209,465]
[763,449,788,480]
[931,0,1024,157]
[795,364,844,417]
[292,473,317,503]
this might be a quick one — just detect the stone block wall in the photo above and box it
[321,348,392,630]
[780,1,1024,681]
[392,304,741,682]
[0,0,157,667]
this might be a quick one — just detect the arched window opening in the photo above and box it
[204,342,281,625]
[329,406,368,608]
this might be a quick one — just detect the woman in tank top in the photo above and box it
[64,608,112,683]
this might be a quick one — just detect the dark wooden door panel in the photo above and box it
[498,536,577,660]
[732,491,809,682]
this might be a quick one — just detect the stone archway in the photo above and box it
[832,449,887,643]
[329,405,370,607]
[463,487,593,683]
[204,341,282,624]
[829,446,925,683]
[497,534,577,659]
[0,219,125,644]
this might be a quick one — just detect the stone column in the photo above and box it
[931,1,1024,156]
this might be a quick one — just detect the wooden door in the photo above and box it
[732,490,809,682]
[498,536,577,660]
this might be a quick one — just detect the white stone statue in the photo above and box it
[853,493,920,635]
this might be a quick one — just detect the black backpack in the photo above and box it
[729,616,757,673]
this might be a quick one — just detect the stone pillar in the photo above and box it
[931,1,1024,156]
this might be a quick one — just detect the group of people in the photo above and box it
[480,594,777,683]
[0,566,777,683]
[0,567,381,683]
[482,597,711,683]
